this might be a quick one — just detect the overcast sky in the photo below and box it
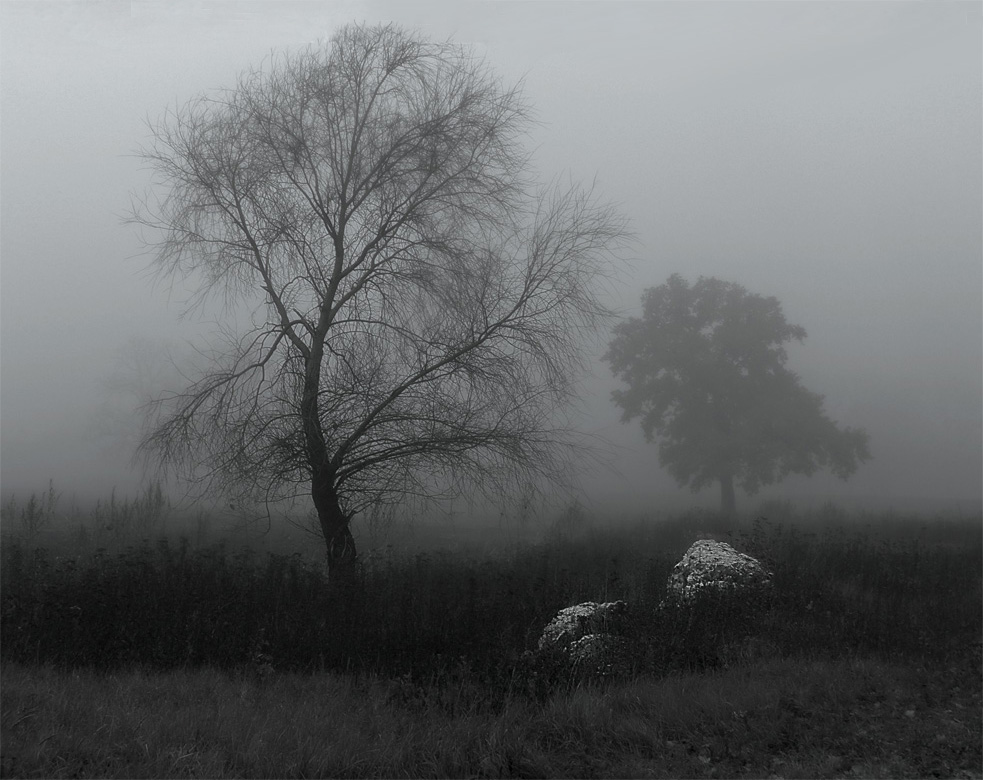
[1,1,980,514]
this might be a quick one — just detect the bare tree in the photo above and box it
[132,23,626,581]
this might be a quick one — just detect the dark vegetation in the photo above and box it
[1,492,980,778]
[2,496,979,680]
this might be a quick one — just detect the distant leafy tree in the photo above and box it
[604,274,870,515]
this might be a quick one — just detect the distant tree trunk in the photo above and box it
[719,473,737,516]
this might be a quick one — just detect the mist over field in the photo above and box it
[1,1,980,518]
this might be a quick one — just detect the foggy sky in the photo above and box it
[1,1,980,513]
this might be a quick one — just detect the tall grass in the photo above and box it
[2,494,980,685]
[3,655,979,779]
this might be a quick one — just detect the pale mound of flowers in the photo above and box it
[665,539,772,604]
[538,600,628,652]
[567,633,632,677]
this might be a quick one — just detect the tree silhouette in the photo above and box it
[604,274,870,514]
[132,24,626,582]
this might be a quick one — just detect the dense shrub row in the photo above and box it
[2,513,980,685]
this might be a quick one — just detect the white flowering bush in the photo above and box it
[537,600,629,652]
[567,633,632,677]
[664,539,773,606]
[531,601,633,680]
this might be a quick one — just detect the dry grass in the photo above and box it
[2,654,980,778]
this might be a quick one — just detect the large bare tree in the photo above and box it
[133,23,626,579]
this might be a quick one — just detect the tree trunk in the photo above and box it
[300,301,359,589]
[719,473,737,517]
[312,466,358,588]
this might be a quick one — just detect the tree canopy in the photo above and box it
[604,274,870,514]
[133,23,626,578]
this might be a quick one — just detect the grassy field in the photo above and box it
[3,654,979,779]
[1,493,980,778]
